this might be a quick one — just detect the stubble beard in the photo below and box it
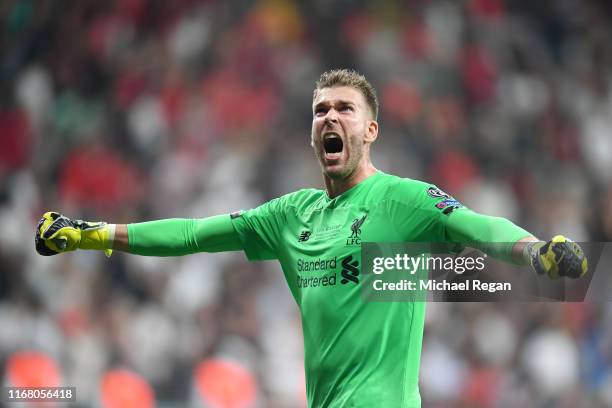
[319,136,363,181]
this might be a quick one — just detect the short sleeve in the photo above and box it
[230,197,287,261]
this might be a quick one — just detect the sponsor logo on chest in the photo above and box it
[296,255,360,288]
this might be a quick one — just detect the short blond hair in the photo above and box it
[314,69,379,120]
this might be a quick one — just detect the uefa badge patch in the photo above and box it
[434,199,463,215]
[427,186,451,199]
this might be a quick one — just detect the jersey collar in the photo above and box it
[324,171,383,205]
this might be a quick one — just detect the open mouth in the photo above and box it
[323,134,343,158]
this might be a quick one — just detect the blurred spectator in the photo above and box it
[5,350,62,388]
[193,358,258,408]
[100,369,155,408]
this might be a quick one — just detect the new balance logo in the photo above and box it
[341,255,359,284]
[298,230,312,242]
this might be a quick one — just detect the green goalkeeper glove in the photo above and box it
[35,212,113,257]
[525,235,587,279]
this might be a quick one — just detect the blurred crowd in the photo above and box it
[1,0,612,406]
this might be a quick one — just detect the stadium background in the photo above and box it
[1,0,612,406]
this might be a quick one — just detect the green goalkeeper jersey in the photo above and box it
[231,171,530,407]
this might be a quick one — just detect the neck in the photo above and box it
[324,162,378,198]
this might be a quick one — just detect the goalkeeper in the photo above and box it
[36,69,587,408]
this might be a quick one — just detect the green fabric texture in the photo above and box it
[444,209,531,263]
[230,171,533,407]
[124,172,532,407]
[127,214,242,256]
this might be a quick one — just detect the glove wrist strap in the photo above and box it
[78,224,115,257]
[107,224,116,245]
[523,241,550,276]
[522,241,541,264]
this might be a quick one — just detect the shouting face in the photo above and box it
[311,86,378,180]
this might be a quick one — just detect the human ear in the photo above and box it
[364,120,378,143]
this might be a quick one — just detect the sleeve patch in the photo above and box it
[230,211,243,219]
[427,186,451,199]
[436,199,464,215]
[424,185,464,215]
[435,199,461,209]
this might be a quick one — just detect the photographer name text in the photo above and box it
[372,279,511,293]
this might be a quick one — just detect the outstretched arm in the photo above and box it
[35,212,242,257]
[444,209,587,279]
[444,209,535,264]
[123,215,242,255]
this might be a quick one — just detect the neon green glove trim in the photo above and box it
[78,224,114,257]
[526,235,588,279]
[37,212,113,257]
